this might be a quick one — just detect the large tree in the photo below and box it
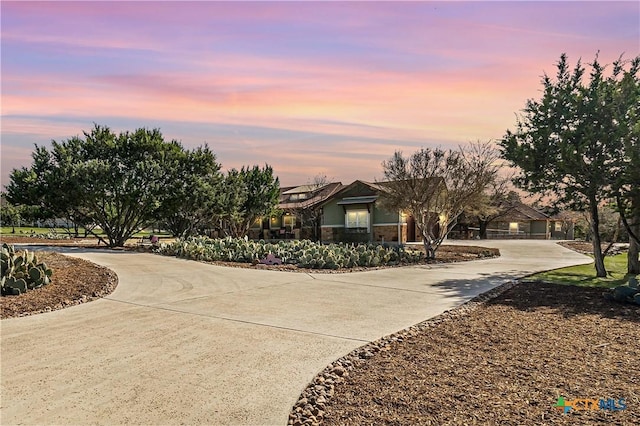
[157,145,223,238]
[379,142,500,258]
[217,165,280,238]
[608,57,640,273]
[7,124,215,247]
[500,53,639,277]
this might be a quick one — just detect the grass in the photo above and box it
[1,226,71,235]
[531,252,637,288]
[1,227,172,238]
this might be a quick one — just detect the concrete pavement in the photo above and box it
[1,240,591,425]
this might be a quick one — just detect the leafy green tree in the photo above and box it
[158,145,223,238]
[7,124,208,247]
[607,57,640,273]
[380,142,500,258]
[0,193,22,231]
[218,165,280,238]
[500,53,638,277]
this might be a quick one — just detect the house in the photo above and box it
[319,180,421,244]
[549,212,577,240]
[248,182,343,240]
[485,202,550,239]
[456,201,575,240]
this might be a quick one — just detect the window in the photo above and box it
[289,193,308,201]
[346,210,369,229]
[509,222,519,235]
[283,215,296,228]
[554,222,562,232]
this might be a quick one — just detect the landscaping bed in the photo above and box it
[559,241,629,256]
[157,236,499,271]
[1,252,118,319]
[158,244,499,273]
[291,281,639,425]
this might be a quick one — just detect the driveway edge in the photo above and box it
[287,278,522,426]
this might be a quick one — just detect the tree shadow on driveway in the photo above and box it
[427,272,639,323]
[425,269,536,298]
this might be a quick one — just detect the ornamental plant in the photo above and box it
[1,243,53,295]
[156,236,424,269]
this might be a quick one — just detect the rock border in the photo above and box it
[287,279,522,426]
[1,256,119,319]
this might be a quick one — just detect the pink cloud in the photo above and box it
[2,1,638,189]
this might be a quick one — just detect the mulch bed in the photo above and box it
[1,252,118,319]
[3,239,637,423]
[559,241,629,256]
[290,282,639,425]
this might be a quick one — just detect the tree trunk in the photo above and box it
[589,198,607,277]
[628,205,640,274]
[629,232,640,275]
[422,237,435,260]
[419,226,436,259]
[479,220,488,239]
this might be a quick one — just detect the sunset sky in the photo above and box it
[2,1,639,188]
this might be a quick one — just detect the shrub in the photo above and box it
[157,236,424,269]
[604,277,640,305]
[29,231,71,240]
[1,243,53,295]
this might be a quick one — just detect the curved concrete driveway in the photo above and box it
[1,241,590,425]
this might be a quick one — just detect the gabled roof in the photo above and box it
[499,202,549,221]
[278,182,343,210]
[318,180,382,207]
[319,178,445,209]
[282,185,316,195]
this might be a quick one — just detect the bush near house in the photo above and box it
[157,236,424,269]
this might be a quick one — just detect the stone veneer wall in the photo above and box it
[321,227,335,243]
[373,224,404,243]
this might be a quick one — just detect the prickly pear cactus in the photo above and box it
[1,243,53,296]
[156,237,426,270]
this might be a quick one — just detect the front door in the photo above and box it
[407,216,416,242]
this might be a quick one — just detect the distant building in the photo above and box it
[453,202,575,240]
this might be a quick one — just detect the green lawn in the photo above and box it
[1,227,172,238]
[1,226,72,235]
[531,253,637,289]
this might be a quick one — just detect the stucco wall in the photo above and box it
[372,205,398,223]
[322,200,344,225]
